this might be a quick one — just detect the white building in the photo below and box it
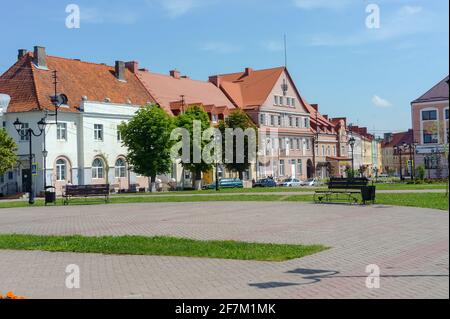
[0,46,155,196]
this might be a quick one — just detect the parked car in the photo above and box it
[304,178,319,187]
[280,178,303,187]
[204,178,244,190]
[253,178,277,188]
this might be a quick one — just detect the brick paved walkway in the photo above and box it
[0,202,448,299]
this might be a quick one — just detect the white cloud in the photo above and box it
[158,0,207,18]
[308,5,438,47]
[294,0,354,10]
[201,42,242,54]
[372,95,392,108]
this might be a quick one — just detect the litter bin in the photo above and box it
[361,186,376,205]
[45,186,56,206]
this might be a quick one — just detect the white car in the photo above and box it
[281,178,303,187]
[304,178,319,187]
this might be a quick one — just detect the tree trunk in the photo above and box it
[238,170,244,180]
[194,170,202,191]
[150,175,157,193]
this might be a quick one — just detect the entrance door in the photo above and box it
[22,169,31,193]
[306,160,313,179]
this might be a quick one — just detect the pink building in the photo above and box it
[411,76,449,178]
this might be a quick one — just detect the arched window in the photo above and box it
[115,158,127,178]
[92,158,104,179]
[56,159,66,181]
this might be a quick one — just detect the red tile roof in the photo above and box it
[381,130,414,148]
[412,76,449,104]
[0,53,154,113]
[136,69,235,116]
[213,67,285,109]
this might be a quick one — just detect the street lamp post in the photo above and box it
[13,117,47,204]
[394,145,404,181]
[348,136,356,176]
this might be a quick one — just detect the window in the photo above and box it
[424,156,440,169]
[92,158,104,179]
[296,138,301,150]
[278,116,282,126]
[292,98,296,107]
[422,110,437,121]
[423,132,438,144]
[274,96,279,105]
[94,124,104,141]
[290,138,294,150]
[289,117,293,127]
[20,123,29,141]
[115,158,127,178]
[212,114,218,123]
[445,109,449,120]
[286,97,291,106]
[304,118,310,128]
[322,145,325,156]
[56,159,66,181]
[297,159,303,176]
[260,114,266,125]
[306,139,311,150]
[117,126,122,142]
[0,174,4,184]
[56,123,67,141]
[296,118,300,127]
[279,160,285,176]
[333,146,337,156]
[270,115,275,126]
[8,171,13,180]
[279,96,284,106]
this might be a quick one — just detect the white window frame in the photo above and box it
[56,122,67,141]
[56,159,67,181]
[115,158,127,178]
[94,124,104,141]
[420,107,439,144]
[19,123,29,141]
[92,158,104,179]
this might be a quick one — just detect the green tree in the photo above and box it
[416,165,426,181]
[0,129,17,175]
[119,105,174,192]
[218,109,257,180]
[174,105,212,190]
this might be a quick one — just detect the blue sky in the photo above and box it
[0,0,448,135]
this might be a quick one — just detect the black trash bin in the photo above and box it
[45,186,56,206]
[361,186,376,205]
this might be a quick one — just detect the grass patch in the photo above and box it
[0,192,447,211]
[0,234,328,262]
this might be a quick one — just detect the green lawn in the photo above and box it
[0,234,328,262]
[0,192,447,210]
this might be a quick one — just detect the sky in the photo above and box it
[0,0,448,135]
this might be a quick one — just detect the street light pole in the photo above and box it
[14,117,47,205]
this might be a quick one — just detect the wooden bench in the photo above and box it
[314,178,371,204]
[63,184,110,205]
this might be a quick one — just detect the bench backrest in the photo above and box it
[65,184,110,196]
[328,178,368,190]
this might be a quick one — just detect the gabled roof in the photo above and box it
[214,67,285,109]
[412,75,449,104]
[0,53,154,113]
[136,70,235,116]
[381,130,413,148]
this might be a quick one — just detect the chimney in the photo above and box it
[209,75,221,87]
[244,67,253,76]
[33,46,47,68]
[115,61,126,81]
[18,49,28,60]
[311,104,319,111]
[125,61,139,73]
[170,69,181,79]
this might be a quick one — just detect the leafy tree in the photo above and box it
[218,109,257,180]
[416,165,426,181]
[0,129,17,175]
[119,105,174,192]
[174,105,212,190]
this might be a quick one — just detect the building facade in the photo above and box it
[381,130,414,178]
[210,67,314,182]
[411,76,449,179]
